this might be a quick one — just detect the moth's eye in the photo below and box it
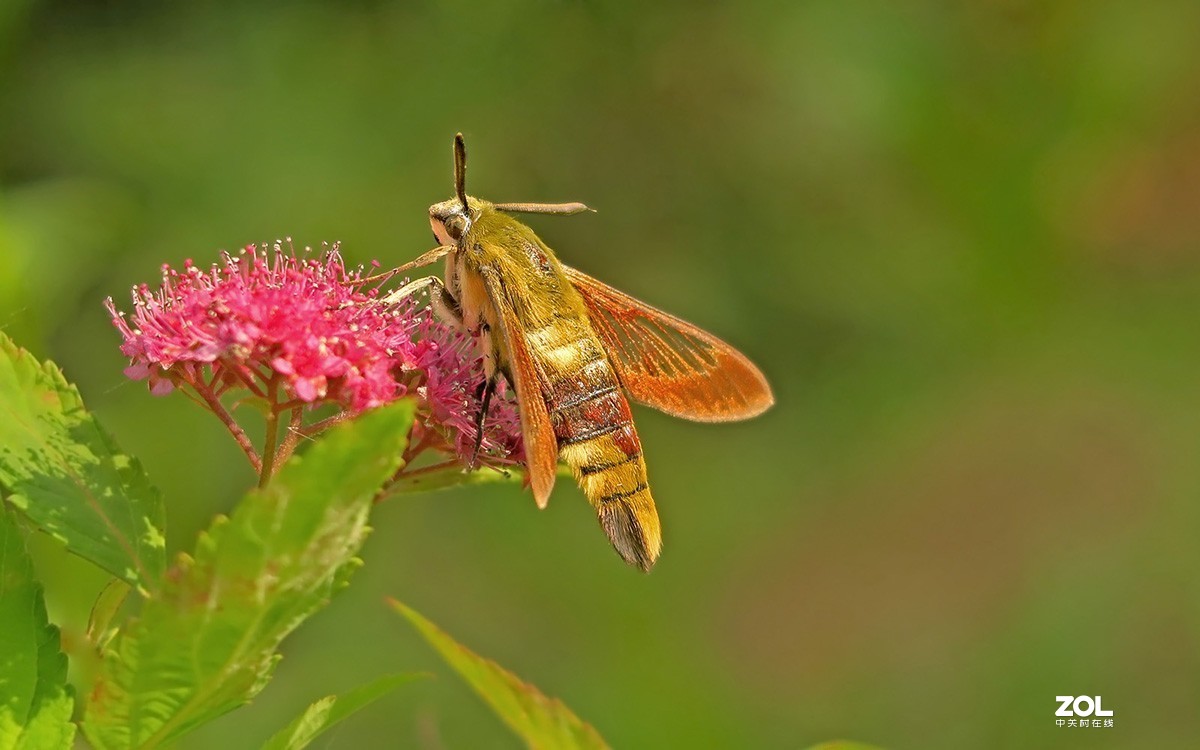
[444,215,467,240]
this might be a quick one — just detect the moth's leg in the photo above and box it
[497,365,515,393]
[472,377,489,402]
[468,373,498,468]
[361,245,454,284]
[383,275,465,331]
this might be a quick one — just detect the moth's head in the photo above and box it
[428,196,488,246]
[429,132,480,246]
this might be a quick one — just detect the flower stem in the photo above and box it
[192,380,262,473]
[276,407,304,466]
[222,359,268,398]
[258,380,283,487]
[401,430,436,464]
[298,411,351,437]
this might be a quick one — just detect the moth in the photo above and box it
[388,134,773,571]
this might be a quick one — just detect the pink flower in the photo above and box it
[406,313,525,465]
[106,242,523,474]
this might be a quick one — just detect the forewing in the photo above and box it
[564,265,773,422]
[479,267,558,507]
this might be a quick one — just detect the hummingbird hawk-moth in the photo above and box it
[388,135,773,571]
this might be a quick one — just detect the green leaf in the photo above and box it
[390,599,610,750]
[0,332,165,593]
[803,743,885,750]
[260,673,424,750]
[0,508,76,750]
[82,401,416,750]
[86,579,132,652]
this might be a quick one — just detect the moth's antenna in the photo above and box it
[454,133,468,213]
[494,202,595,215]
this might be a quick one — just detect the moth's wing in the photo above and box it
[479,266,558,507]
[564,265,774,422]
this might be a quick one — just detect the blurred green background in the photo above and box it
[3,1,1199,747]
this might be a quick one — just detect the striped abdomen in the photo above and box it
[529,322,662,571]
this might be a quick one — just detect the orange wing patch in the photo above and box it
[479,266,559,507]
[564,265,774,422]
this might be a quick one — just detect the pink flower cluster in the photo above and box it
[106,242,523,467]
[107,244,398,409]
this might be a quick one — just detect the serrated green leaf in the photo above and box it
[261,673,424,750]
[0,332,165,593]
[0,508,76,750]
[86,579,132,652]
[390,599,610,750]
[82,401,415,750]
